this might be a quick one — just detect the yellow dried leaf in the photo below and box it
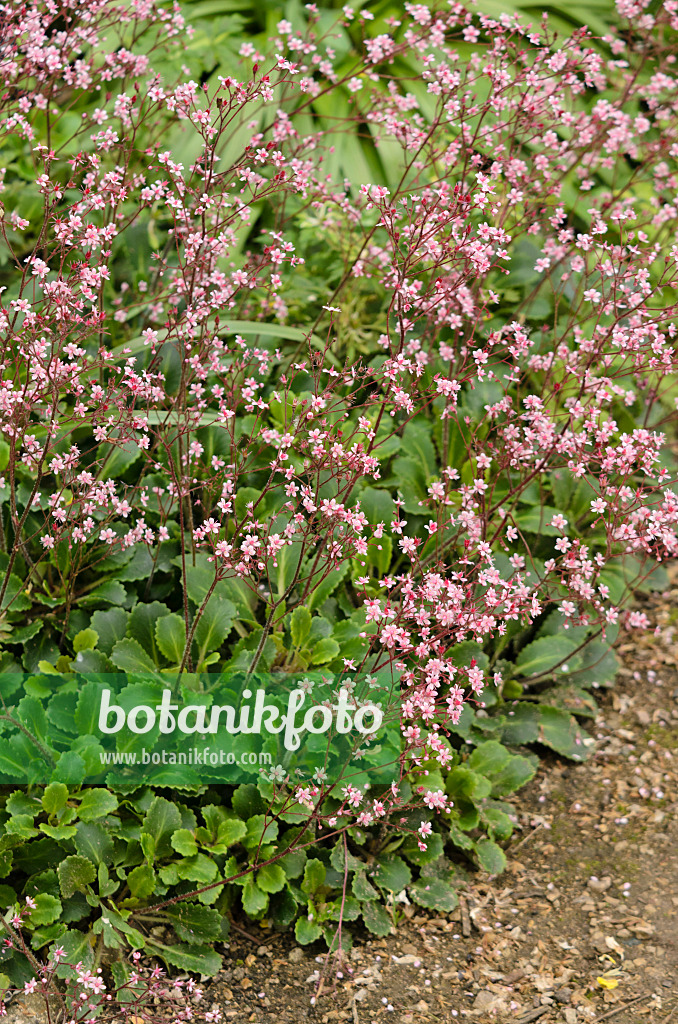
[597,977,619,990]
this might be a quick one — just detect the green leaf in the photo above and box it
[5,813,38,838]
[80,581,127,607]
[515,636,579,678]
[271,538,303,601]
[234,486,265,521]
[309,638,339,665]
[0,672,24,700]
[41,783,69,816]
[73,629,98,653]
[174,854,218,884]
[10,622,43,645]
[26,893,62,928]
[37,660,60,676]
[0,738,27,778]
[329,843,362,874]
[182,561,217,605]
[352,872,379,902]
[75,681,106,736]
[194,599,234,657]
[74,823,115,866]
[277,847,306,880]
[490,754,537,796]
[357,487,395,526]
[374,855,411,893]
[148,941,222,976]
[363,534,392,576]
[7,792,38,816]
[468,741,511,776]
[58,856,96,898]
[16,696,48,747]
[270,888,297,929]
[243,814,278,850]
[402,420,437,479]
[301,858,326,895]
[290,606,312,648]
[537,705,589,760]
[501,703,540,745]
[447,641,489,672]
[475,839,507,875]
[326,896,360,923]
[446,766,492,802]
[231,784,266,819]
[142,797,183,859]
[535,682,598,717]
[78,790,119,822]
[155,613,186,664]
[40,823,77,840]
[110,637,158,675]
[89,608,129,655]
[400,833,444,867]
[127,864,157,898]
[162,904,223,943]
[295,916,322,944]
[306,564,349,613]
[515,505,563,536]
[567,639,619,688]
[241,875,268,917]
[210,818,247,853]
[116,546,154,582]
[171,829,198,857]
[129,601,171,660]
[51,752,86,785]
[482,805,514,841]
[99,438,141,480]
[51,929,94,979]
[409,878,458,912]
[256,863,286,893]
[31,921,67,950]
[1,574,32,611]
[361,900,392,937]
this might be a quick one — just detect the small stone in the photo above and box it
[2,995,54,1024]
[288,947,304,963]
[473,991,506,1013]
[564,1009,578,1024]
[555,987,573,1004]
[587,876,612,893]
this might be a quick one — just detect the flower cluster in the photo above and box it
[0,0,677,855]
[1,899,206,1023]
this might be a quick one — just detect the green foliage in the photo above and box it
[0,0,658,977]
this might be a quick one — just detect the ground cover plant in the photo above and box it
[1,0,678,1004]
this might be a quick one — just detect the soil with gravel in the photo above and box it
[202,589,678,1024]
